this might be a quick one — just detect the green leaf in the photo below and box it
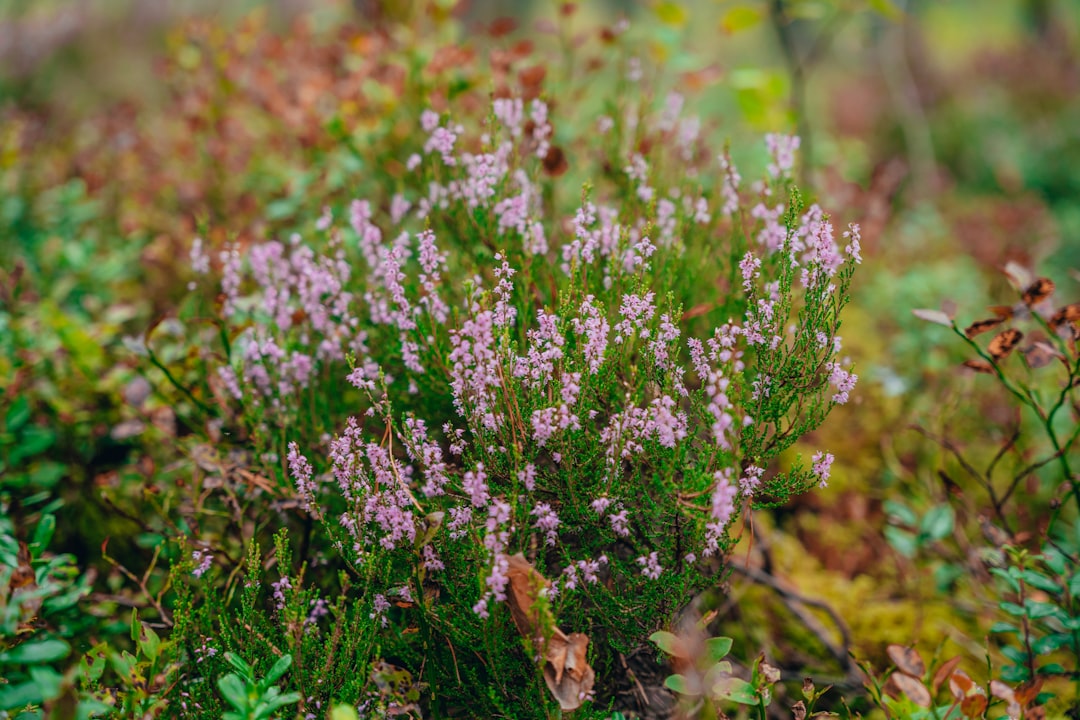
[713,676,758,705]
[31,514,56,555]
[664,673,692,695]
[0,638,70,665]
[5,397,30,432]
[218,674,249,712]
[1000,664,1030,683]
[1025,600,1061,620]
[140,624,161,663]
[704,636,734,662]
[883,500,917,526]
[649,630,682,656]
[1019,569,1060,594]
[1032,633,1071,655]
[1037,663,1066,675]
[920,504,954,542]
[991,567,1021,593]
[1001,645,1027,665]
[989,621,1018,634]
[884,526,917,558]
[331,705,360,720]
[225,652,253,678]
[867,0,904,21]
[654,1,688,27]
[720,6,762,34]
[262,653,292,688]
[999,601,1026,616]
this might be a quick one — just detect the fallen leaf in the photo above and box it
[504,553,552,640]
[502,554,595,711]
[887,644,926,678]
[964,317,1005,337]
[989,328,1023,359]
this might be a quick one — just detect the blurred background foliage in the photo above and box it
[2,0,1079,716]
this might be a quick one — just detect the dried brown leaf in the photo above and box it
[542,146,568,177]
[504,553,552,640]
[887,645,926,678]
[488,17,518,37]
[932,656,962,694]
[502,554,595,711]
[949,669,975,699]
[989,328,1023,359]
[964,317,1005,337]
[889,672,931,707]
[543,632,594,711]
[1003,261,1035,292]
[1014,678,1042,706]
[1022,277,1055,306]
[1051,302,1080,326]
[1023,341,1063,369]
[989,680,1014,702]
[960,693,988,717]
[912,308,953,327]
[962,359,994,374]
[989,304,1016,319]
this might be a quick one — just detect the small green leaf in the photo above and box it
[999,601,1026,616]
[704,636,734,662]
[1025,600,1061,620]
[920,504,954,542]
[331,705,360,720]
[5,397,30,432]
[713,676,758,705]
[263,653,293,688]
[884,526,917,558]
[140,624,161,663]
[989,622,1018,634]
[654,1,688,26]
[31,514,56,555]
[218,674,249,711]
[664,673,692,695]
[999,664,1030,683]
[0,639,71,665]
[1001,645,1027,665]
[882,500,917,526]
[1019,569,1060,594]
[1037,663,1066,675]
[1032,633,1071,655]
[649,630,682,656]
[720,5,762,34]
[991,567,1021,593]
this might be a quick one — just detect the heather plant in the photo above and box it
[164,48,865,712]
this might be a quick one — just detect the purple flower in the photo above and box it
[812,451,835,488]
[637,551,663,580]
[531,502,561,546]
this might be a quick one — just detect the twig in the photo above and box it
[728,560,856,681]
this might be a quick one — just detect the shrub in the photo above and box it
[167,64,862,715]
